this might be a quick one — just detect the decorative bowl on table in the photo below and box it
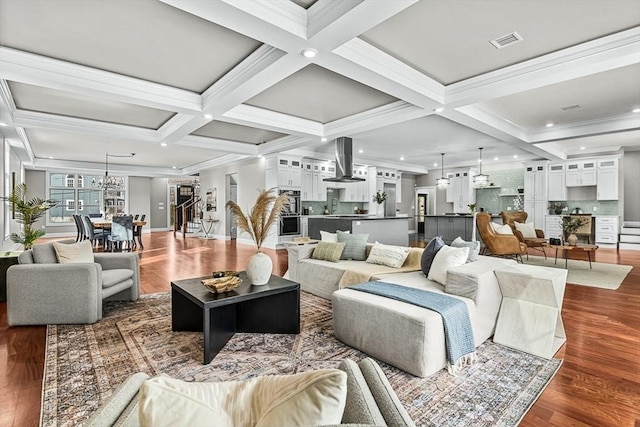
[201,274,242,293]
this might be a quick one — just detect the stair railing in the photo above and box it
[173,197,201,238]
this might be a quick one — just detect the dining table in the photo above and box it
[92,220,147,250]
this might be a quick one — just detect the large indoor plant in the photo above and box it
[225,188,288,285]
[1,183,58,249]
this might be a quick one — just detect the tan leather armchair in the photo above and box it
[500,211,547,259]
[476,212,526,261]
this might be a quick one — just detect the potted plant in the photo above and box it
[550,202,567,215]
[1,183,58,249]
[373,190,387,217]
[225,188,288,285]
[562,216,587,246]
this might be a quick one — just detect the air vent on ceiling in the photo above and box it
[561,104,581,111]
[490,31,523,49]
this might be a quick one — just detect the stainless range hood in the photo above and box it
[323,137,365,183]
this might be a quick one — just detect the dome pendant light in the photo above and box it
[473,147,489,188]
[436,153,450,190]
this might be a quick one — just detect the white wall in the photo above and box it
[623,151,640,222]
[128,177,151,232]
[199,157,266,243]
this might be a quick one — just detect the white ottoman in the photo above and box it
[332,286,450,378]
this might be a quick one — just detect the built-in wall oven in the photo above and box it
[279,190,301,236]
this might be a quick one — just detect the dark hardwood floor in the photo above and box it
[1,232,638,426]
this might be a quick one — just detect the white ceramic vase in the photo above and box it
[246,251,273,285]
[567,233,578,246]
[376,203,385,218]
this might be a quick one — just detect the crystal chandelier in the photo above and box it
[436,153,450,190]
[91,153,135,190]
[473,147,489,188]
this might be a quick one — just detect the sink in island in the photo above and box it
[308,216,409,246]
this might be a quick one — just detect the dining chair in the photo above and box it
[107,215,134,252]
[72,214,84,242]
[82,215,105,248]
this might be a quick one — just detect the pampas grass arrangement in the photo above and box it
[225,188,289,251]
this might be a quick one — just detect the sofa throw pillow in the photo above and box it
[366,243,410,268]
[32,242,60,264]
[514,221,537,238]
[451,237,480,262]
[490,222,513,235]
[337,231,369,261]
[53,240,94,264]
[427,245,469,285]
[420,236,445,277]
[312,241,346,263]
[139,370,347,427]
[320,230,349,243]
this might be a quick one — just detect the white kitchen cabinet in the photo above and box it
[545,215,563,240]
[301,216,309,237]
[547,163,567,201]
[596,158,619,200]
[566,160,596,187]
[396,172,402,203]
[301,163,313,201]
[446,170,475,213]
[277,156,302,189]
[595,216,619,245]
[524,162,548,229]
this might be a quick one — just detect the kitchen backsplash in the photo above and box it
[547,200,619,215]
[303,189,365,215]
[474,168,525,214]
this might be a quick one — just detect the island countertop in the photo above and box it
[308,216,409,245]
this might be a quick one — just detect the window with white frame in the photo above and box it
[48,173,105,224]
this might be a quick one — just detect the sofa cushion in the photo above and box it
[102,269,135,288]
[490,222,513,235]
[451,237,480,262]
[366,243,410,268]
[427,245,469,285]
[514,221,537,238]
[32,243,59,264]
[358,358,416,427]
[53,240,94,264]
[420,236,445,277]
[312,241,346,263]
[337,232,369,261]
[320,230,349,242]
[138,370,347,427]
[338,359,385,425]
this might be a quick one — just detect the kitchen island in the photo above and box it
[425,214,502,243]
[308,215,409,246]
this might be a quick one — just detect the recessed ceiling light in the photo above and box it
[301,48,317,58]
[203,113,213,119]
[160,142,167,147]
[494,156,499,161]
[48,156,53,159]
[633,108,640,113]
[321,137,327,142]
[172,166,177,169]
[0,122,7,127]
[433,163,438,167]
[545,122,554,128]
[513,155,518,159]
[580,146,586,150]
[433,107,444,113]
[358,149,363,154]
[400,156,405,161]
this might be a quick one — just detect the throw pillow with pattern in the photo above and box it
[337,231,369,260]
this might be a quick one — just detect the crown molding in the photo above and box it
[527,113,640,143]
[331,38,444,106]
[446,27,640,107]
[257,135,316,156]
[13,110,159,143]
[0,79,17,114]
[156,113,197,141]
[454,104,529,142]
[0,47,202,113]
[25,157,181,177]
[177,135,258,155]
[223,104,323,136]
[14,127,35,163]
[220,0,307,39]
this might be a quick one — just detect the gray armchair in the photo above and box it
[6,241,139,326]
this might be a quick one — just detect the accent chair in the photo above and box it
[476,212,527,262]
[500,211,547,259]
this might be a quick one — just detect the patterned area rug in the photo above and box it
[42,292,561,427]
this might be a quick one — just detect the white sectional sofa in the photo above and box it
[286,242,517,377]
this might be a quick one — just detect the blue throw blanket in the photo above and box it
[349,281,476,374]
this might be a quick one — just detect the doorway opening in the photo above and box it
[225,173,238,239]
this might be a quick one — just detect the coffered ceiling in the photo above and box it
[0,0,638,177]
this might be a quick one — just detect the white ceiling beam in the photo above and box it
[176,135,258,155]
[446,27,640,108]
[527,114,640,143]
[223,104,324,137]
[182,153,250,175]
[324,101,429,138]
[26,158,182,177]
[257,135,320,156]
[13,110,159,143]
[322,40,444,108]
[0,47,202,114]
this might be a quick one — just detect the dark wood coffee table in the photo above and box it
[547,244,598,269]
[171,272,300,364]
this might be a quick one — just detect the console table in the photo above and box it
[494,264,568,359]
[0,252,21,302]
